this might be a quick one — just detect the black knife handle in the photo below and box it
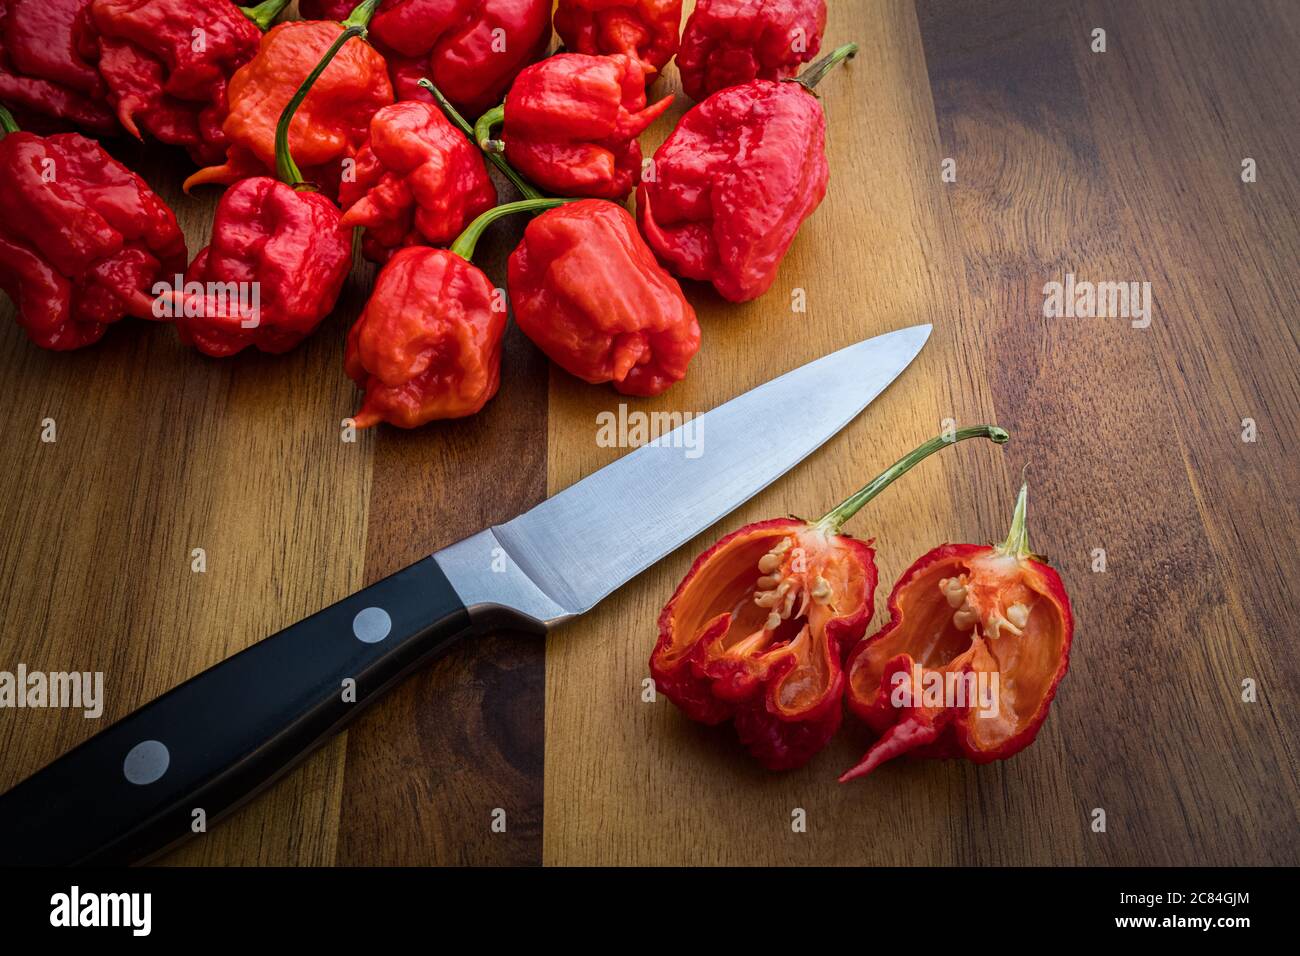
[0,556,470,865]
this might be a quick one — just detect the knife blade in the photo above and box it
[0,324,930,865]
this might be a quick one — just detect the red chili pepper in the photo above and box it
[637,42,853,303]
[369,0,551,118]
[678,0,825,101]
[841,479,1074,782]
[652,427,1010,770]
[554,0,682,75]
[0,104,186,349]
[85,0,291,167]
[184,0,392,197]
[168,24,360,356]
[508,199,700,396]
[345,197,574,428]
[474,52,671,201]
[338,98,496,263]
[0,0,116,133]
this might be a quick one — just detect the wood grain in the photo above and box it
[1,0,1296,866]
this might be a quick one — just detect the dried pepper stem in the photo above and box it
[474,105,505,153]
[274,4,380,188]
[238,0,292,32]
[0,105,19,136]
[789,42,859,92]
[420,79,542,201]
[817,425,1010,533]
[448,197,578,261]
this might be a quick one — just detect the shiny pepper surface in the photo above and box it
[345,246,504,427]
[370,0,551,117]
[0,0,116,133]
[339,100,496,263]
[184,15,393,196]
[841,482,1073,781]
[495,52,671,200]
[678,0,825,101]
[87,0,287,167]
[554,0,682,75]
[175,177,351,356]
[508,199,700,397]
[637,44,853,303]
[653,519,875,770]
[0,112,186,349]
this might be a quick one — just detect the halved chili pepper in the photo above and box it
[0,103,187,349]
[840,479,1074,781]
[86,0,292,167]
[183,0,393,197]
[338,96,497,263]
[508,198,700,397]
[0,0,116,133]
[473,52,672,201]
[345,197,575,428]
[168,22,358,356]
[637,42,855,303]
[652,426,1010,770]
[554,0,682,76]
[678,0,826,102]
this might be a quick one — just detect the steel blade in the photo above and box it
[437,324,931,627]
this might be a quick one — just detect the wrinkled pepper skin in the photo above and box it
[841,509,1074,781]
[339,100,496,263]
[184,18,393,196]
[508,199,700,396]
[499,53,671,200]
[173,176,351,356]
[678,0,825,101]
[369,0,551,117]
[0,128,186,349]
[344,246,506,428]
[0,0,117,133]
[651,518,877,770]
[86,0,268,166]
[554,0,682,75]
[637,78,827,302]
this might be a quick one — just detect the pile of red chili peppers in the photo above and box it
[0,1,1076,784]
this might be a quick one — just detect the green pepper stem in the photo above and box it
[997,481,1033,559]
[815,425,1010,532]
[0,105,19,136]
[449,197,578,261]
[237,0,292,31]
[790,42,859,92]
[474,105,505,152]
[342,0,381,28]
[275,24,367,188]
[420,79,542,201]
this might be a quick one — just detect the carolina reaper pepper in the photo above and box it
[637,42,855,303]
[508,199,700,397]
[651,426,1009,770]
[168,23,358,356]
[86,0,292,167]
[338,98,496,263]
[0,104,186,349]
[554,0,682,75]
[474,52,671,201]
[184,0,393,197]
[677,0,826,101]
[0,0,116,133]
[345,197,574,428]
[841,480,1074,781]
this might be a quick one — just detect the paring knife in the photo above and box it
[0,324,931,865]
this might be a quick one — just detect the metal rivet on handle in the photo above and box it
[123,740,170,785]
[352,607,392,644]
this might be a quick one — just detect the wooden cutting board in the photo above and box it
[0,0,1296,866]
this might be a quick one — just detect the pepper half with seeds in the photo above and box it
[651,426,1010,770]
